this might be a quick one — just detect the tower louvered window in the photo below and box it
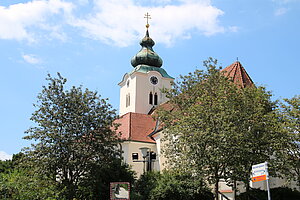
[149,92,153,105]
[154,93,158,105]
[126,93,130,107]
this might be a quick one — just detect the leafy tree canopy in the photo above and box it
[157,58,287,198]
[280,95,300,186]
[22,73,124,199]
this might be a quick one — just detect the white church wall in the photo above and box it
[153,131,170,172]
[121,141,158,177]
[119,74,138,116]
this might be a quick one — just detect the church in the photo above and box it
[115,21,254,177]
[113,17,298,199]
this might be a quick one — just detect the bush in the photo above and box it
[131,171,161,200]
[271,187,300,200]
[132,171,213,200]
[237,187,300,200]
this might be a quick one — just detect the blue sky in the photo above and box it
[1,0,300,160]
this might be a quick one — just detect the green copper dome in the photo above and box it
[131,30,163,68]
[129,64,174,79]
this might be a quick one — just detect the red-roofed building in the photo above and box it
[115,112,156,144]
[115,112,158,175]
[115,23,300,199]
[116,26,256,177]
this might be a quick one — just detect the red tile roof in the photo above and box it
[115,61,254,143]
[221,61,254,88]
[114,112,156,143]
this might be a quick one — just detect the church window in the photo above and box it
[149,92,153,105]
[128,93,130,106]
[154,93,158,105]
[126,93,130,107]
[132,153,138,160]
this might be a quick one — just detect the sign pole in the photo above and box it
[265,162,271,200]
[251,162,271,200]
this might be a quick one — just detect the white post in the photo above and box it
[265,162,271,200]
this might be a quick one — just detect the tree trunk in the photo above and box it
[215,180,219,200]
[245,181,250,193]
[233,180,237,200]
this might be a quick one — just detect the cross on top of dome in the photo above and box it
[144,12,151,29]
[131,13,163,68]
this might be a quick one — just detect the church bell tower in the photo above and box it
[118,13,174,116]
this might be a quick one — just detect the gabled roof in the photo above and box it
[115,112,156,143]
[147,61,255,138]
[117,61,254,143]
[221,61,254,88]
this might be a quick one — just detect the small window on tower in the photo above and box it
[154,93,158,105]
[128,93,130,106]
[126,93,130,107]
[149,92,153,105]
[127,80,130,87]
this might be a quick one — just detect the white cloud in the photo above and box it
[0,0,74,42]
[228,26,239,32]
[272,0,299,16]
[22,54,42,64]
[70,0,225,47]
[0,0,230,47]
[274,7,288,16]
[0,151,12,161]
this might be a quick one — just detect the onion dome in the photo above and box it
[131,29,163,68]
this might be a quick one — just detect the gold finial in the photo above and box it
[144,12,151,29]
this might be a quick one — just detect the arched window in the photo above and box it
[128,93,130,106]
[154,93,158,105]
[149,92,153,105]
[126,93,130,107]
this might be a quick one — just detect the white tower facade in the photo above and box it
[119,70,173,116]
[118,29,174,116]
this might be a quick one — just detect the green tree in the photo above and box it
[0,153,24,175]
[149,170,213,200]
[23,73,124,199]
[0,159,12,174]
[132,171,161,200]
[0,168,60,200]
[78,159,136,199]
[280,95,300,186]
[132,170,212,200]
[224,85,287,194]
[158,58,286,199]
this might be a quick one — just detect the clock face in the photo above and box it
[150,76,158,85]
